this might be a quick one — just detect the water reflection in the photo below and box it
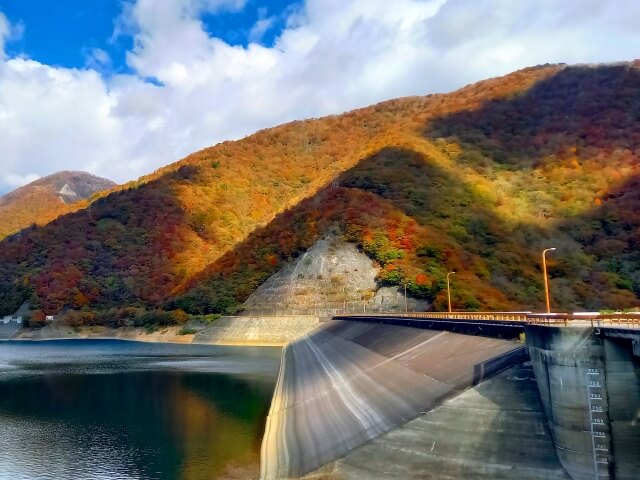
[0,340,280,480]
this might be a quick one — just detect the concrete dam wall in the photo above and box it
[260,320,528,479]
[526,325,640,480]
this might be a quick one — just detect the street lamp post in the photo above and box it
[343,286,347,313]
[542,248,557,314]
[447,271,456,313]
[404,283,408,313]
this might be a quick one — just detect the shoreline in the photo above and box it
[8,325,289,347]
[3,336,286,347]
[5,315,321,348]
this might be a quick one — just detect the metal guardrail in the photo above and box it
[338,312,640,328]
[389,311,531,322]
[527,313,640,328]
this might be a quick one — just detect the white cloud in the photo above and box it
[3,172,40,188]
[1,1,640,194]
[0,11,24,60]
[249,16,275,43]
[0,12,9,57]
[84,47,112,71]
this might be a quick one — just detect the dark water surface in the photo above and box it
[0,339,281,480]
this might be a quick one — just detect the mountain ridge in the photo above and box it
[0,171,116,239]
[1,62,639,321]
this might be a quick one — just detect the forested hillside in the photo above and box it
[0,171,116,240]
[1,63,639,322]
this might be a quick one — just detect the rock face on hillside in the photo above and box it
[0,171,115,206]
[241,235,431,316]
[0,171,115,238]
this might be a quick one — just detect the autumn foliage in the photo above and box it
[1,63,639,321]
[0,171,116,240]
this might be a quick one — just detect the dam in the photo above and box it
[5,291,638,477]
[259,314,640,480]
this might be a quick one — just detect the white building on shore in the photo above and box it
[1,315,22,325]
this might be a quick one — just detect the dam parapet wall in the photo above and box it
[526,325,640,480]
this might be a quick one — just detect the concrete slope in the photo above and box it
[261,320,525,479]
[193,316,320,346]
[317,362,569,480]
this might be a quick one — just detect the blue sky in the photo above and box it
[0,0,296,74]
[0,0,639,194]
[1,0,129,70]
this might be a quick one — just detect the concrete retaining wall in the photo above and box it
[193,315,320,346]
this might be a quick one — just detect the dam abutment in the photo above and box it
[526,325,640,480]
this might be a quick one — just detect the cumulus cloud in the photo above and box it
[1,0,639,194]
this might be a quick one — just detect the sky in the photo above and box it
[0,0,639,194]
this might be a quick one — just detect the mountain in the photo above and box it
[1,63,639,321]
[0,171,116,239]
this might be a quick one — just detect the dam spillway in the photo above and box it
[318,361,571,479]
[260,320,527,479]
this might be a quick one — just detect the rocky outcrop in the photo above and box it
[242,235,430,316]
[0,171,116,239]
[0,171,115,207]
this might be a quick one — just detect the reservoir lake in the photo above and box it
[0,339,281,480]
